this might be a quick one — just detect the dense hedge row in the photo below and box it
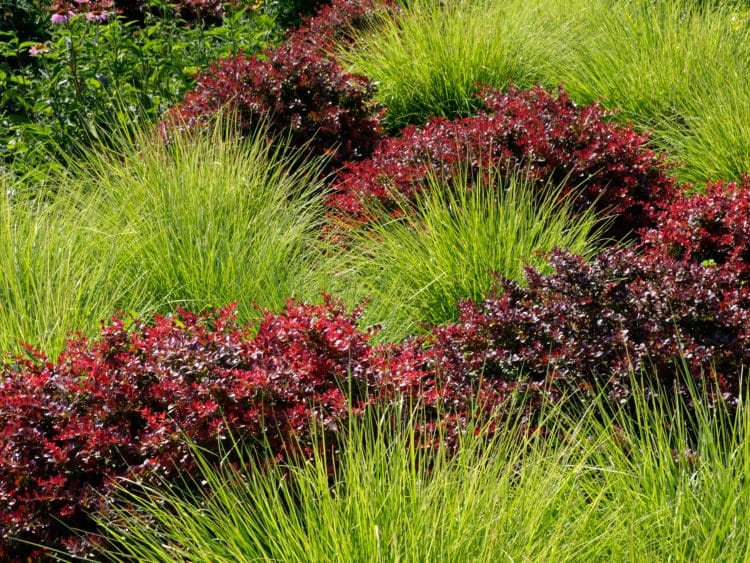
[1,298,377,559]
[330,85,678,240]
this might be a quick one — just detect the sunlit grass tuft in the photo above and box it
[347,0,750,183]
[73,122,328,319]
[0,174,152,356]
[320,170,603,342]
[95,377,750,561]
[340,0,570,131]
[0,124,328,356]
[552,0,750,184]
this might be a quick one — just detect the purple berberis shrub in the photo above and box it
[286,0,400,49]
[426,247,750,416]
[641,176,750,280]
[330,85,678,240]
[364,243,750,447]
[0,297,377,560]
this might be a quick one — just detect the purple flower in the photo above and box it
[85,8,109,22]
[51,8,74,23]
[29,43,50,56]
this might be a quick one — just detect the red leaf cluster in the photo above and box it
[423,248,750,413]
[642,177,750,278]
[0,298,376,560]
[330,85,678,240]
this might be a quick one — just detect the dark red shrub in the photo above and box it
[0,297,376,560]
[417,248,750,421]
[641,177,750,279]
[361,247,750,446]
[164,0,394,166]
[330,85,678,240]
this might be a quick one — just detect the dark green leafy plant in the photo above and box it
[263,0,328,28]
[0,4,277,181]
[0,0,49,54]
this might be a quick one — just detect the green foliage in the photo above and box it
[0,5,278,181]
[0,172,152,357]
[551,0,750,184]
[340,0,568,131]
[263,0,327,28]
[0,0,48,46]
[3,0,750,558]
[87,122,328,321]
[0,0,49,81]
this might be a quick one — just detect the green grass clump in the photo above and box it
[551,0,750,184]
[0,125,327,356]
[319,170,603,342]
[0,174,150,356]
[75,125,328,320]
[340,0,569,131]
[347,0,750,183]
[95,381,750,562]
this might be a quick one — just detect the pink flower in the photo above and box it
[29,43,50,56]
[85,8,109,22]
[51,8,74,23]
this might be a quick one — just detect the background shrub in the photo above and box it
[0,0,49,66]
[165,0,394,167]
[48,0,226,26]
[166,42,382,167]
[330,85,678,240]
[0,1,277,181]
[285,0,397,47]
[264,0,329,29]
